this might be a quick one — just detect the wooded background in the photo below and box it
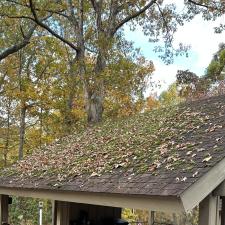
[0,0,225,224]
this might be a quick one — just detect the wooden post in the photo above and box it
[56,201,70,225]
[199,194,219,225]
[52,200,57,225]
[0,195,9,224]
[172,213,178,225]
[149,211,154,225]
[221,197,225,225]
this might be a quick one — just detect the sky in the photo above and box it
[124,3,225,96]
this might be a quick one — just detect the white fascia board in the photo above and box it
[213,180,225,196]
[0,187,184,213]
[181,157,225,212]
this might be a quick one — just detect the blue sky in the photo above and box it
[125,12,225,96]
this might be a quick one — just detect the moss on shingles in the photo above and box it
[1,96,225,183]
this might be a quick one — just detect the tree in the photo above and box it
[184,0,225,21]
[145,94,160,111]
[176,43,225,100]
[206,43,225,82]
[104,45,155,117]
[0,35,66,160]
[0,0,188,123]
[0,8,51,61]
[176,70,199,98]
[1,1,225,123]
[0,23,37,61]
[159,83,182,105]
[0,96,17,166]
[0,29,153,161]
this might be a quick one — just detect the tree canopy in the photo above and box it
[1,0,224,123]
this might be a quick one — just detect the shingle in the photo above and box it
[1,95,225,197]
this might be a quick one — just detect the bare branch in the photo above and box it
[155,2,170,40]
[187,0,223,11]
[90,0,97,11]
[79,0,84,36]
[112,0,157,35]
[187,0,210,9]
[0,13,53,61]
[19,25,26,38]
[29,0,79,52]
[0,12,35,21]
[0,24,37,61]
[5,0,69,18]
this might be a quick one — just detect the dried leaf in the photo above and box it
[203,155,212,162]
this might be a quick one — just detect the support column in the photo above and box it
[0,195,9,224]
[55,201,70,225]
[52,200,57,225]
[199,194,219,225]
[221,197,225,225]
[172,213,178,225]
[149,211,154,225]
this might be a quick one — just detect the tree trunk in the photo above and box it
[85,53,105,124]
[63,57,78,132]
[18,51,26,160]
[39,106,43,148]
[18,104,26,160]
[86,90,104,123]
[63,92,75,133]
[3,101,11,166]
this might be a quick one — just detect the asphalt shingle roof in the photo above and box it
[1,95,225,197]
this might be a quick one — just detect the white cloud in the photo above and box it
[146,60,183,97]
[150,15,225,95]
[124,2,225,95]
[174,15,225,70]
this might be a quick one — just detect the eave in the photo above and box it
[0,186,184,213]
[181,156,225,212]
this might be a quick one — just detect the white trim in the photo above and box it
[0,187,184,213]
[181,157,225,212]
[213,180,225,196]
[199,194,220,225]
[2,155,225,213]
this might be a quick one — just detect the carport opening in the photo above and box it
[122,208,198,225]
[6,196,200,225]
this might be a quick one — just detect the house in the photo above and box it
[1,95,225,225]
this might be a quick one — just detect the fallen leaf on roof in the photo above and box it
[203,155,212,162]
[197,148,205,152]
[181,177,187,182]
[0,95,225,193]
[149,164,157,172]
[186,151,192,156]
[192,171,198,177]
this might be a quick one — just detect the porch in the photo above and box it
[1,181,225,225]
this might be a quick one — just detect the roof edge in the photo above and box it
[0,186,184,212]
[181,156,225,212]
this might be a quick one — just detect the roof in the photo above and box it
[1,95,225,206]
